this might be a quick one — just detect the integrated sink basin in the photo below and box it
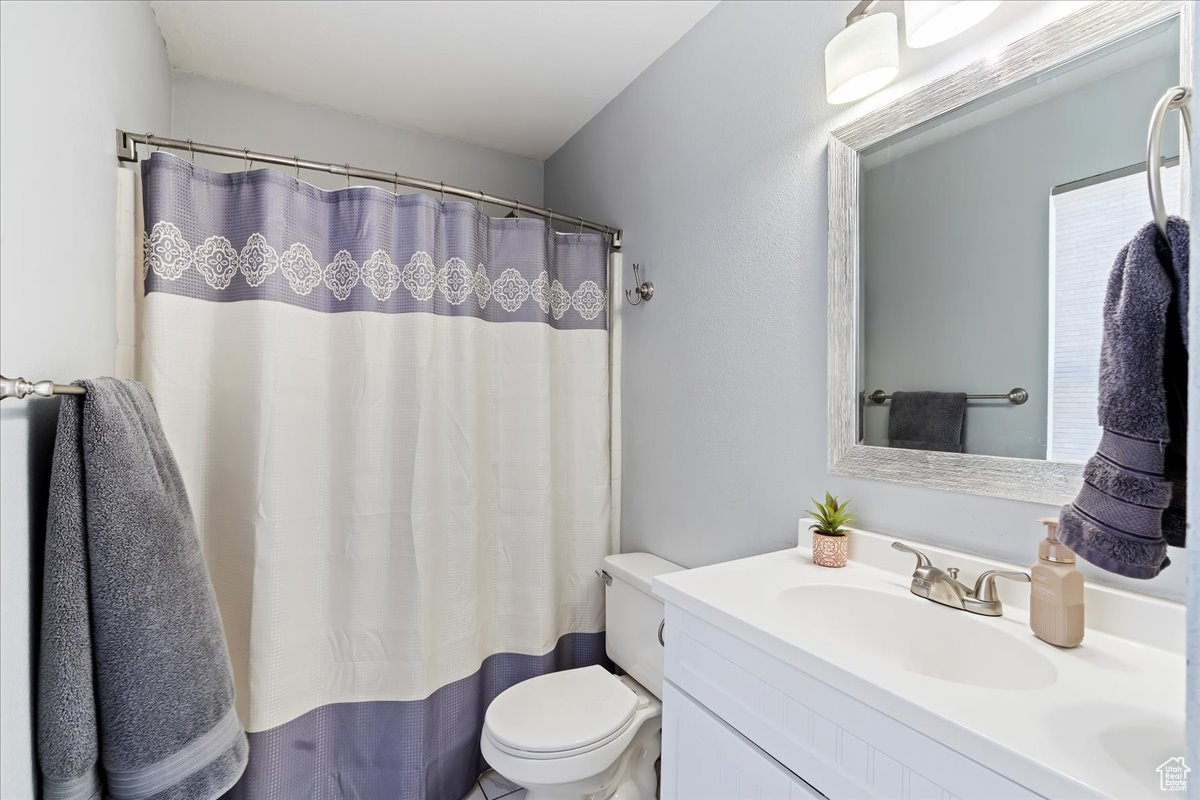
[777,584,1058,690]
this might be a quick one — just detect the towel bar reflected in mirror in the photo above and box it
[867,388,1028,405]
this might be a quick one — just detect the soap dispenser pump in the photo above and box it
[1030,517,1084,648]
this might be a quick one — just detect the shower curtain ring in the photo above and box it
[477,190,484,212]
[439,182,445,204]
[294,156,300,179]
[146,132,159,154]
[577,216,584,234]
[187,139,194,162]
[345,164,351,188]
[243,149,251,172]
[393,172,399,194]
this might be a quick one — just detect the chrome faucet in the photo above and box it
[891,542,1029,617]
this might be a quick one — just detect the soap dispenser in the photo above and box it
[1030,516,1084,647]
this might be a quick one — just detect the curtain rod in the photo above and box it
[115,130,622,249]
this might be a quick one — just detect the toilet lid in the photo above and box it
[484,665,638,755]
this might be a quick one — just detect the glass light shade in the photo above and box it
[904,1,1002,48]
[825,12,900,105]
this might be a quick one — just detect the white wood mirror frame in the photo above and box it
[827,0,1191,505]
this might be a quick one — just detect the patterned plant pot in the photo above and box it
[812,531,848,568]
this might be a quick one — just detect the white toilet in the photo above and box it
[481,553,682,800]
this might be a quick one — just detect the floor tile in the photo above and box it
[478,769,523,799]
[461,781,486,800]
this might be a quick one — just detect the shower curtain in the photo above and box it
[127,152,615,800]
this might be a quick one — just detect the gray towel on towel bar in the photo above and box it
[38,378,247,800]
[1059,218,1188,579]
[887,391,967,453]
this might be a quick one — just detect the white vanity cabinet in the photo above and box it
[659,606,1035,800]
[653,539,1184,799]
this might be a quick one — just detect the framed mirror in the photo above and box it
[827,0,1191,505]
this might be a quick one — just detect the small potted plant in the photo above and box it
[808,492,855,568]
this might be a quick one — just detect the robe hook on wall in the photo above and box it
[625,263,654,305]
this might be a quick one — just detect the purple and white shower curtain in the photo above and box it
[126,152,616,799]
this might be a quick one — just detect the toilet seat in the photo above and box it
[484,666,639,759]
[481,672,662,792]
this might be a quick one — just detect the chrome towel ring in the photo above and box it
[1147,85,1192,238]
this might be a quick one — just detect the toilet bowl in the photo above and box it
[480,553,682,800]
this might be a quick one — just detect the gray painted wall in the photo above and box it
[862,52,1178,459]
[171,74,544,206]
[0,3,172,797]
[545,0,1187,601]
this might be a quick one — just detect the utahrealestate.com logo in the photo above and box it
[1157,757,1190,792]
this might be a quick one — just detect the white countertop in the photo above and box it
[652,532,1185,799]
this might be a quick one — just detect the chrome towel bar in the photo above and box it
[1,375,86,401]
[868,387,1028,405]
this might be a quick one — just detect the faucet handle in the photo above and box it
[972,570,1030,602]
[891,541,932,569]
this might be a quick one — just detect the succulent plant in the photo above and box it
[808,492,856,537]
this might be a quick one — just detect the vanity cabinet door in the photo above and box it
[662,680,824,800]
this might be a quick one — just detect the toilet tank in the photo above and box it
[602,552,683,698]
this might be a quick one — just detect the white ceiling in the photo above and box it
[150,0,719,161]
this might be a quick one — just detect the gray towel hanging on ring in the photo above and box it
[1058,217,1188,579]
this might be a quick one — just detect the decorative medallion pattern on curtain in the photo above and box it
[136,153,612,800]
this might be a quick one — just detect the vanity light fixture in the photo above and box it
[903,1,1002,48]
[825,1,900,105]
